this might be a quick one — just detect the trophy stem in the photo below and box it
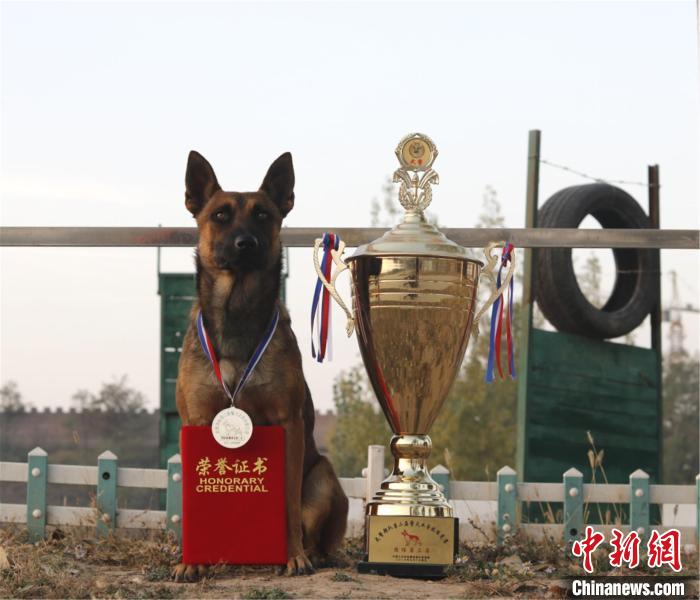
[366,434,453,518]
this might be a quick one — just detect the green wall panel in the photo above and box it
[519,329,660,486]
[159,274,197,469]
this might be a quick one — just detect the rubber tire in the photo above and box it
[534,183,657,339]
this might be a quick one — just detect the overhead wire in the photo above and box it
[540,159,654,188]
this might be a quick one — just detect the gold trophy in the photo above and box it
[314,133,515,577]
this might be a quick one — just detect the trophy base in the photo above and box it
[359,515,459,579]
[357,559,449,580]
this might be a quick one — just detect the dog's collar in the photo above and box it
[196,307,280,405]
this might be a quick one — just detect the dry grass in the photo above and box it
[0,525,182,599]
[1,524,696,599]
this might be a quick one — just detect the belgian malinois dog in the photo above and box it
[172,151,348,582]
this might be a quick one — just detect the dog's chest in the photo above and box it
[218,354,274,391]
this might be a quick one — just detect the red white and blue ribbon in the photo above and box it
[486,243,516,382]
[196,307,279,404]
[311,232,340,363]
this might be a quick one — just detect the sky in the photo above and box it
[1,0,698,412]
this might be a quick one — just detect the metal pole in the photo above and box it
[648,166,662,352]
[0,226,697,248]
[648,164,662,484]
[516,129,541,478]
[156,224,162,295]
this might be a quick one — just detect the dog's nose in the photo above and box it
[234,234,259,250]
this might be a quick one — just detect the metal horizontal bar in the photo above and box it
[1,226,698,249]
[45,464,168,488]
[518,482,561,502]
[116,508,166,529]
[117,467,168,489]
[0,462,27,482]
[338,477,366,499]
[47,464,97,486]
[650,484,696,504]
[450,480,497,501]
[583,483,628,503]
[0,503,25,523]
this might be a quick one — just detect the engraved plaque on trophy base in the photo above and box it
[357,515,458,579]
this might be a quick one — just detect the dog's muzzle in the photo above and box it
[234,234,258,250]
[215,235,266,271]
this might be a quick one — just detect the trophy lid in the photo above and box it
[351,212,480,261]
[348,133,480,263]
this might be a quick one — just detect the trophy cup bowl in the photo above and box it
[350,250,479,517]
[313,133,515,576]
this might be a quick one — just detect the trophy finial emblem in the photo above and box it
[393,133,439,212]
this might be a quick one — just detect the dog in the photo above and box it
[172,151,348,582]
[400,530,421,546]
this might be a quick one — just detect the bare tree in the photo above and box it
[71,375,146,412]
[0,381,32,411]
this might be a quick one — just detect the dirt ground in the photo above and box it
[1,526,697,599]
[73,568,568,599]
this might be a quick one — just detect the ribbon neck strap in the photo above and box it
[486,243,516,383]
[311,232,340,363]
[196,307,280,405]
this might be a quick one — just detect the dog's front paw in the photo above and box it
[172,563,208,582]
[284,552,315,576]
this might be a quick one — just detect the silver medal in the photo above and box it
[211,407,253,449]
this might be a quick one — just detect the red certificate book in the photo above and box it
[181,425,287,565]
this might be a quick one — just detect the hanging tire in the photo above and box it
[534,183,657,339]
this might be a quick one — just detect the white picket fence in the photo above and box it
[1,445,697,548]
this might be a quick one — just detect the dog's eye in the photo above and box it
[255,209,269,221]
[213,210,229,223]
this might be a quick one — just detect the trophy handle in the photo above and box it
[313,238,355,337]
[472,241,516,338]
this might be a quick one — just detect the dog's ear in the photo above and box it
[260,152,295,218]
[185,151,221,216]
